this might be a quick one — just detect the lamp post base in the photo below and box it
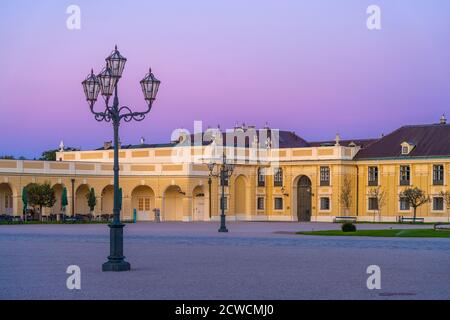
[218,214,228,233]
[102,223,131,272]
[102,259,131,272]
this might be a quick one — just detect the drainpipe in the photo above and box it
[355,165,359,216]
[71,178,75,217]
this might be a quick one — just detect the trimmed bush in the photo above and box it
[341,222,357,232]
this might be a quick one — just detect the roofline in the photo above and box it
[355,155,450,161]
[309,138,378,144]
[400,123,450,128]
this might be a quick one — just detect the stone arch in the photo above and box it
[131,185,155,221]
[0,183,13,215]
[75,184,90,215]
[163,185,184,221]
[293,175,312,222]
[22,183,38,218]
[101,185,114,215]
[234,175,248,216]
[192,185,205,221]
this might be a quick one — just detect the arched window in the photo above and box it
[257,168,266,187]
[274,167,283,187]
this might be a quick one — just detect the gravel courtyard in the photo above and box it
[0,222,449,300]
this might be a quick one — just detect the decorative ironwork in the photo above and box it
[82,46,160,272]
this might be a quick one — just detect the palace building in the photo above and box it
[0,117,449,223]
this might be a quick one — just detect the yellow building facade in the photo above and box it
[0,121,449,223]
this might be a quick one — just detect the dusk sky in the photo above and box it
[0,0,449,158]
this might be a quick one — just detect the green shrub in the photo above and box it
[341,222,357,232]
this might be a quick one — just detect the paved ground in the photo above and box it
[0,222,449,300]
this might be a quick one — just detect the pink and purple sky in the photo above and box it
[0,0,449,158]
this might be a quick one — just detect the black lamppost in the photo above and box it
[208,150,234,232]
[82,46,160,272]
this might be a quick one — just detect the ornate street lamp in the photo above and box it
[208,150,234,232]
[82,46,160,271]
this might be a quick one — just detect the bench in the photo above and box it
[333,216,357,223]
[0,215,23,224]
[0,215,13,223]
[398,216,424,223]
[434,224,450,231]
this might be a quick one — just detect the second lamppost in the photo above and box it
[82,46,160,271]
[208,150,234,233]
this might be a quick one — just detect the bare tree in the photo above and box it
[340,175,353,216]
[440,191,450,223]
[367,186,386,222]
[400,187,429,223]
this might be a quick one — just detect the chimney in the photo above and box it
[140,137,146,145]
[103,141,112,150]
[440,114,447,125]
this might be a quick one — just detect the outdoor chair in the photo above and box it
[62,214,77,223]
[12,216,23,223]
[74,214,87,222]
[100,214,113,222]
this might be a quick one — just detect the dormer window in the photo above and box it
[400,142,415,155]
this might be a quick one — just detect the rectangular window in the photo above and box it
[220,196,228,211]
[433,165,444,185]
[274,168,283,187]
[138,198,151,211]
[368,197,378,211]
[433,197,444,211]
[320,167,330,186]
[4,195,9,209]
[257,168,266,187]
[399,197,410,211]
[320,197,330,211]
[144,198,151,211]
[399,166,410,186]
[274,197,283,210]
[368,166,378,186]
[257,197,265,210]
